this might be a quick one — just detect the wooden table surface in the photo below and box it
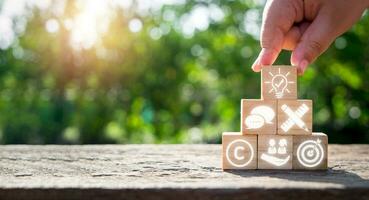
[0,144,368,200]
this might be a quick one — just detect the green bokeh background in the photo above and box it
[0,0,368,144]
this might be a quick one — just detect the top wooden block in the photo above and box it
[261,66,297,100]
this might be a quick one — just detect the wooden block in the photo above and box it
[277,99,312,135]
[261,65,297,100]
[258,135,292,169]
[293,133,328,170]
[222,132,257,170]
[241,99,277,135]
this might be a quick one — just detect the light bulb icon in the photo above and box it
[271,74,288,98]
[264,68,295,99]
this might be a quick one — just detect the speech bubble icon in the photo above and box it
[250,106,275,124]
[245,114,265,129]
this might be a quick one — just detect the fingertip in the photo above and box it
[252,66,262,72]
[251,61,261,72]
[251,52,261,72]
[297,68,303,76]
[291,46,303,67]
[252,47,280,72]
[297,59,308,76]
[291,47,309,75]
[259,48,279,66]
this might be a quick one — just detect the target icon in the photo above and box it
[297,139,324,168]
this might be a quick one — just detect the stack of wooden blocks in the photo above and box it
[222,65,328,170]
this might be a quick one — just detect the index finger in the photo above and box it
[252,0,303,72]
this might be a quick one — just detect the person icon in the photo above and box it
[278,139,287,154]
[268,139,277,154]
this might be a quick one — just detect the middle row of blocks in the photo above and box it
[241,99,312,135]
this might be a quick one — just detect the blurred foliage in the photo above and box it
[0,0,368,144]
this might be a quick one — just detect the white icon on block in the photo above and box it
[281,103,309,132]
[245,106,275,129]
[261,139,290,166]
[264,68,295,98]
[226,139,254,168]
[297,139,324,168]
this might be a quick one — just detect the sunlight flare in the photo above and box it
[70,0,111,50]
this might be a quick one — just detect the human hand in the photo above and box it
[252,0,369,75]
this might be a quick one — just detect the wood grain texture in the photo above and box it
[222,132,257,169]
[293,133,328,170]
[261,65,297,100]
[0,145,369,200]
[277,100,312,135]
[258,135,293,169]
[241,99,277,135]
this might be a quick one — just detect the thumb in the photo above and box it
[291,13,337,75]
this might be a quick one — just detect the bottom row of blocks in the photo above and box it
[222,132,328,170]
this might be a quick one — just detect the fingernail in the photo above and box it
[251,53,261,72]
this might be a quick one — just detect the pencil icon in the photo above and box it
[281,104,309,132]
